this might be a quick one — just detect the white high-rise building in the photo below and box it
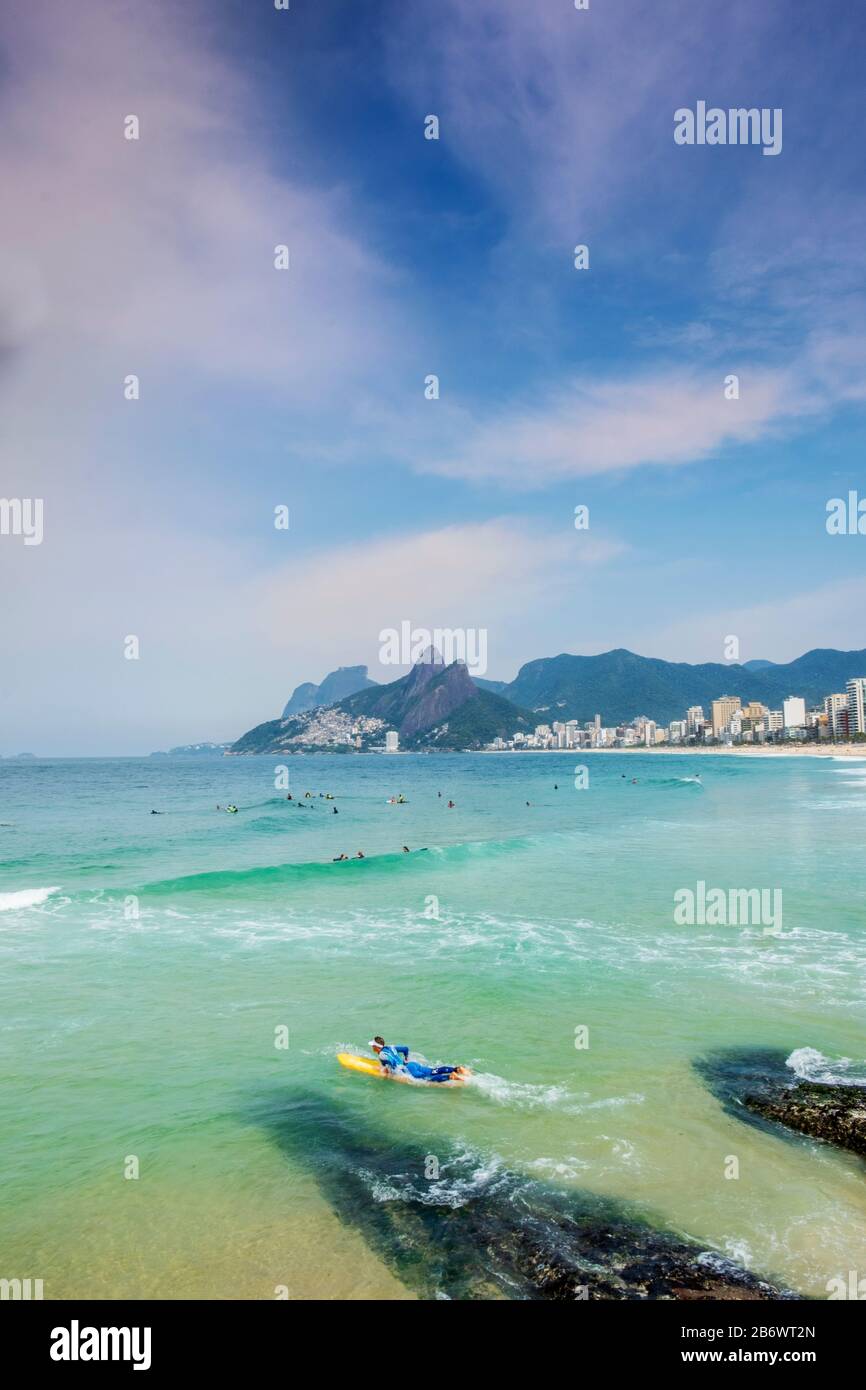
[686,705,704,735]
[782,696,806,729]
[385,730,399,753]
[847,678,866,735]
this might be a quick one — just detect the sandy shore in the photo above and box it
[580,744,866,759]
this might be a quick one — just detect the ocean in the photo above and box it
[1,751,865,1299]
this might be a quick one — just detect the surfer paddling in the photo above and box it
[369,1036,467,1083]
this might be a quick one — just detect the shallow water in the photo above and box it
[1,752,864,1298]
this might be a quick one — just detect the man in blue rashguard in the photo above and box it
[370,1036,466,1083]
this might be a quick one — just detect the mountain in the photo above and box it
[742,659,776,672]
[233,657,534,753]
[232,646,866,752]
[474,677,508,694]
[502,647,866,725]
[340,656,534,748]
[282,665,377,718]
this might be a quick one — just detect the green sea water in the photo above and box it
[1,751,865,1299]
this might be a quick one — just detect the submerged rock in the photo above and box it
[250,1089,793,1300]
[695,1048,866,1160]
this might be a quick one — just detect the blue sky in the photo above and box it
[1,0,865,752]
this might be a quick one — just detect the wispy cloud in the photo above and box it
[416,368,795,484]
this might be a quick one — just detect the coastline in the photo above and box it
[480,743,866,759]
[579,744,866,759]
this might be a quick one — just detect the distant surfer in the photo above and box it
[370,1036,466,1083]
[333,806,339,813]
[355,850,365,858]
[333,853,348,861]
[447,800,455,808]
[402,845,410,853]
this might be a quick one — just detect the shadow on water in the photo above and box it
[245,1087,794,1301]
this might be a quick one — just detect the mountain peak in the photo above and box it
[281,664,377,718]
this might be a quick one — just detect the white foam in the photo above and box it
[0,886,60,912]
[528,1156,589,1179]
[469,1071,574,1110]
[786,1046,866,1087]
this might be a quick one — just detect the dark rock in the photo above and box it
[695,1048,866,1160]
[248,1089,795,1301]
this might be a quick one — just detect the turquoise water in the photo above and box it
[1,752,865,1299]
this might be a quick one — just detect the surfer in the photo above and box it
[333,806,339,814]
[355,850,365,858]
[447,800,455,808]
[402,845,410,853]
[370,1037,465,1083]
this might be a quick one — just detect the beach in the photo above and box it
[578,744,866,759]
[1,751,864,1299]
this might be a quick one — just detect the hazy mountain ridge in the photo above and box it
[282,665,377,718]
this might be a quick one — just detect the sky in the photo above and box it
[1,0,865,753]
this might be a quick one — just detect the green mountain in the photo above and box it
[232,646,866,752]
[502,647,866,724]
[233,658,533,753]
[341,659,533,749]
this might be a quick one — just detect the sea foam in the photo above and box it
[0,886,60,912]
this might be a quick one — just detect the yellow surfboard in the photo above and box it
[337,1053,469,1086]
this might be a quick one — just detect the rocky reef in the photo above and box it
[695,1048,866,1160]
[250,1089,793,1300]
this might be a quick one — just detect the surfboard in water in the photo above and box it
[336,1053,469,1086]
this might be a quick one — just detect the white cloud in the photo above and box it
[250,518,624,682]
[417,368,795,484]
